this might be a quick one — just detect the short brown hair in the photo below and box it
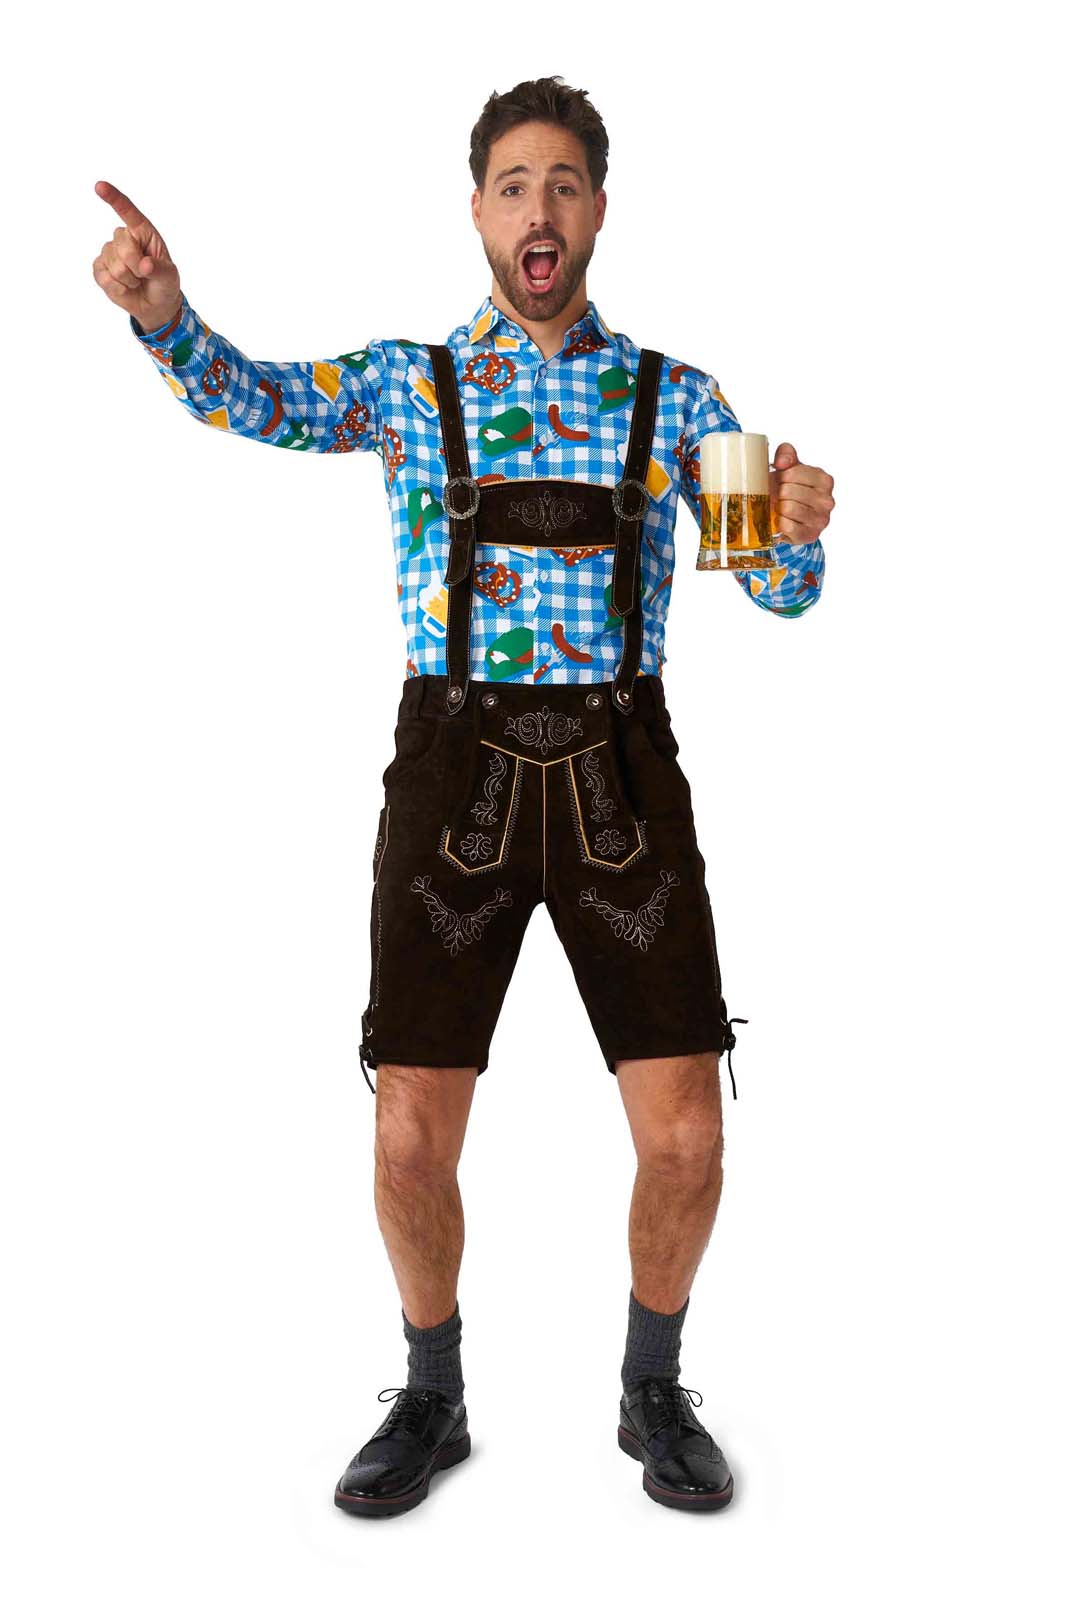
[469,75,609,195]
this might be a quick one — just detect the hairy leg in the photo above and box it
[614,1052,724,1313]
[373,1063,478,1328]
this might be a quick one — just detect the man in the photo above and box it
[93,74,834,1516]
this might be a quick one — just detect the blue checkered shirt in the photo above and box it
[130,293,825,682]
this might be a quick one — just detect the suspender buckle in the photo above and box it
[444,475,481,519]
[611,476,649,522]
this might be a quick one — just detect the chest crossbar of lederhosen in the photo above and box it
[426,343,663,616]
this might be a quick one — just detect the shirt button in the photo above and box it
[537,365,546,380]
[539,568,549,580]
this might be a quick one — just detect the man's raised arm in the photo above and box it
[93,180,384,455]
[676,365,826,617]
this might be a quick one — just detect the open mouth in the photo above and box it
[521,242,560,292]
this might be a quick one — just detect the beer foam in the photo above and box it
[699,431,770,494]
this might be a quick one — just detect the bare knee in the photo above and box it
[621,1056,724,1181]
[637,1109,723,1182]
[374,1062,476,1179]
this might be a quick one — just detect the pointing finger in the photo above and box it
[95,180,151,238]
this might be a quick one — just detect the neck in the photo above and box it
[490,284,589,361]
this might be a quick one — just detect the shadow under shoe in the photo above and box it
[618,1378,733,1511]
[335,1385,471,1518]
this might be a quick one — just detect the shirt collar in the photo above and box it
[464,293,617,357]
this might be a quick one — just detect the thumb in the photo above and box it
[772,441,799,469]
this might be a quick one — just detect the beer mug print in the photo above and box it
[419,579,449,638]
[697,431,776,570]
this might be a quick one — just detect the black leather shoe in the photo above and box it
[334,1386,471,1517]
[618,1378,734,1511]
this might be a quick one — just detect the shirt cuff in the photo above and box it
[129,294,195,348]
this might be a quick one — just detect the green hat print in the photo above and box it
[334,348,374,374]
[406,485,442,556]
[479,406,533,460]
[485,625,533,680]
[273,418,315,451]
[597,363,636,413]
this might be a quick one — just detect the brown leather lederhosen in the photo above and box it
[425,341,664,712]
[356,341,749,1094]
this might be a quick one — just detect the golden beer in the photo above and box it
[696,431,777,570]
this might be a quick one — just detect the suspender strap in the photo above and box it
[611,348,663,713]
[427,340,663,716]
[428,343,480,713]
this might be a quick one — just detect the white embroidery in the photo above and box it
[439,749,523,875]
[470,748,507,825]
[563,753,647,872]
[594,826,628,856]
[581,747,615,821]
[504,704,583,755]
[459,830,494,862]
[578,869,680,951]
[410,875,512,955]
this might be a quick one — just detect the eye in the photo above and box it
[502,185,523,196]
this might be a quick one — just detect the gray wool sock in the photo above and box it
[403,1302,464,1403]
[621,1289,689,1395]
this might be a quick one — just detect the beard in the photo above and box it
[483,233,595,322]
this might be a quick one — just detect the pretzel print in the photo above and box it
[381,422,407,485]
[474,562,522,608]
[464,352,516,395]
[550,546,609,568]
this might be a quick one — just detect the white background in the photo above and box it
[2,1,1076,1601]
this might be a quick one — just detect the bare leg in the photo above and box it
[614,1052,724,1313]
[373,1063,479,1328]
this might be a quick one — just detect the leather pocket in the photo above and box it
[381,713,446,790]
[372,802,389,884]
[637,706,681,764]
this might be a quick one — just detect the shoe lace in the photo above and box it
[374,1385,443,1438]
[640,1378,705,1440]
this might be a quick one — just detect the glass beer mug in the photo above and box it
[696,431,777,570]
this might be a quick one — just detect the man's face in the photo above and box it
[472,121,606,321]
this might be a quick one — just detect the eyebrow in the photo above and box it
[491,162,585,186]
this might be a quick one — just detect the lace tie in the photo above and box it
[642,1378,706,1441]
[721,1016,749,1099]
[373,1385,442,1438]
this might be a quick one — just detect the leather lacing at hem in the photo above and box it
[720,1015,749,1100]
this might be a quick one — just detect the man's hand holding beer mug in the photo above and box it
[697,432,835,570]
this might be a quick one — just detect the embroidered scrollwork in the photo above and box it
[504,704,583,756]
[440,747,523,875]
[581,747,615,821]
[506,488,587,539]
[564,746,648,871]
[578,869,680,951]
[459,830,494,862]
[594,826,627,856]
[410,875,512,956]
[470,748,508,825]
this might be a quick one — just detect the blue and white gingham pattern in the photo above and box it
[131,294,825,682]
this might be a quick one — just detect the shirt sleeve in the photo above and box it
[129,293,386,454]
[676,366,825,617]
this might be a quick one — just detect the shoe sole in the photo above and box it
[618,1423,734,1511]
[334,1432,472,1518]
